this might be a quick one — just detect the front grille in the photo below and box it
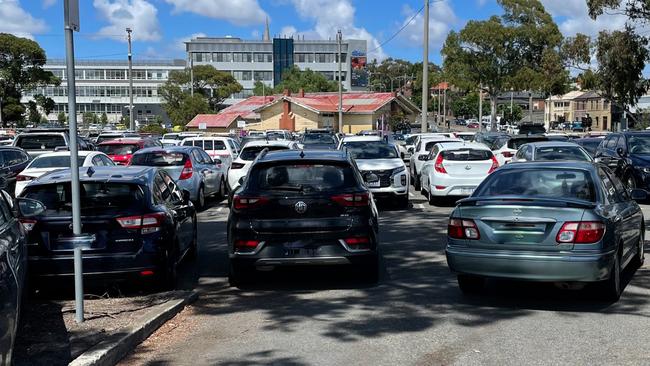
[365,170,393,187]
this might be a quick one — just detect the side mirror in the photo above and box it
[54,146,69,152]
[214,158,222,166]
[616,147,626,157]
[365,173,379,184]
[238,176,245,186]
[181,189,191,204]
[630,188,647,202]
[16,198,45,217]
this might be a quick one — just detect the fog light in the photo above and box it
[400,175,407,186]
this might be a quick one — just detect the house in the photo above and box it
[545,91,612,131]
[185,96,277,132]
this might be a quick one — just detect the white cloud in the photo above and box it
[42,0,57,8]
[397,2,457,51]
[172,32,206,53]
[0,0,48,39]
[540,0,629,37]
[163,0,267,26]
[280,25,297,38]
[287,0,387,60]
[93,0,162,42]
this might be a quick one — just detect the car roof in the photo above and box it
[341,136,382,142]
[421,137,462,144]
[98,138,144,145]
[524,141,581,148]
[32,151,97,158]
[437,142,490,150]
[622,131,650,136]
[241,140,295,148]
[498,160,597,171]
[182,136,230,141]
[134,146,196,155]
[257,149,348,163]
[31,166,157,185]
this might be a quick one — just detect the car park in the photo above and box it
[419,142,498,204]
[19,166,198,289]
[227,149,380,286]
[512,141,592,163]
[446,161,645,301]
[339,136,409,208]
[408,136,462,191]
[15,151,114,196]
[131,146,226,209]
[180,136,240,167]
[595,132,650,191]
[0,147,30,195]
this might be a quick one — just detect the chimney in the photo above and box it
[283,89,291,97]
[298,88,305,98]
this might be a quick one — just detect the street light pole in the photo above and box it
[478,83,483,132]
[421,0,429,132]
[126,27,134,131]
[337,30,343,133]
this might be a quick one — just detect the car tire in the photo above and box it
[633,227,645,268]
[159,247,178,291]
[624,173,637,192]
[228,261,251,288]
[413,174,421,191]
[457,274,485,294]
[195,185,205,210]
[396,195,409,210]
[599,249,622,302]
[219,179,227,199]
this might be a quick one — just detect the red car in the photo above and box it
[467,122,480,129]
[98,138,161,165]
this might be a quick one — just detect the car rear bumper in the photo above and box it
[446,246,615,282]
[27,251,165,279]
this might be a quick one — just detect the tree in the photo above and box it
[253,81,271,96]
[27,101,40,123]
[82,112,98,127]
[442,0,567,130]
[497,103,523,124]
[57,112,67,124]
[588,0,650,21]
[166,65,242,110]
[159,82,211,127]
[34,94,55,116]
[274,66,339,94]
[140,124,166,135]
[577,70,599,90]
[100,112,108,126]
[0,33,59,125]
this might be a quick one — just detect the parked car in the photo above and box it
[298,133,338,150]
[454,132,476,141]
[266,130,292,141]
[446,161,645,301]
[15,151,114,196]
[467,122,480,129]
[227,140,297,192]
[0,147,30,195]
[419,142,498,204]
[12,130,92,159]
[19,166,198,289]
[95,131,140,144]
[98,138,161,165]
[339,136,409,208]
[0,190,29,364]
[492,135,549,166]
[575,137,604,157]
[518,123,546,135]
[227,149,380,286]
[180,136,240,168]
[512,141,592,163]
[594,132,650,192]
[131,146,226,209]
[408,136,462,191]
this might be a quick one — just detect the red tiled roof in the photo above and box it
[186,96,277,128]
[286,92,396,113]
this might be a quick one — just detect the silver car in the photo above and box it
[131,146,227,209]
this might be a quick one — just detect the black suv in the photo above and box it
[595,132,650,191]
[19,166,197,289]
[227,149,380,286]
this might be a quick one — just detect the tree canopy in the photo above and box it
[166,65,242,110]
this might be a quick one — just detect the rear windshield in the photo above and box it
[424,141,454,151]
[343,141,398,159]
[441,149,492,161]
[29,156,85,169]
[534,146,591,162]
[519,125,546,134]
[130,151,188,166]
[23,182,145,216]
[475,169,596,202]
[16,135,66,149]
[96,135,122,144]
[240,146,289,161]
[302,134,337,145]
[457,134,474,141]
[98,144,139,155]
[249,163,358,192]
[507,138,548,150]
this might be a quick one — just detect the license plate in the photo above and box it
[368,181,380,188]
[460,188,474,195]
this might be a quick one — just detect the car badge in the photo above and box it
[465,165,472,170]
[294,201,308,214]
[513,208,522,215]
[515,233,524,239]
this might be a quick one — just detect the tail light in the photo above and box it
[233,195,269,210]
[434,154,447,174]
[19,218,37,232]
[556,221,605,244]
[342,236,371,251]
[116,213,165,234]
[448,218,480,240]
[230,162,245,169]
[234,239,261,253]
[488,155,499,174]
[179,159,193,180]
[332,193,369,207]
[502,151,514,158]
[16,175,33,182]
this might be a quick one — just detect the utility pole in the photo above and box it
[529,91,533,123]
[421,0,429,132]
[478,83,483,132]
[64,0,84,323]
[190,54,194,97]
[337,30,343,133]
[126,27,134,131]
[437,86,441,128]
[443,87,447,129]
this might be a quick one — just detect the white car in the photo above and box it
[409,137,462,191]
[15,151,114,196]
[419,142,498,204]
[453,132,476,142]
[339,137,409,208]
[403,133,453,160]
[493,136,548,166]
[227,140,297,191]
[180,136,240,168]
[160,132,203,147]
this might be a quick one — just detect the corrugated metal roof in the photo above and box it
[186,96,276,128]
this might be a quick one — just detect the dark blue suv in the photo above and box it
[595,132,650,191]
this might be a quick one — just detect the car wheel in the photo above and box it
[396,195,409,210]
[633,227,645,268]
[160,247,178,291]
[187,221,198,260]
[413,174,421,191]
[457,274,485,294]
[219,179,227,199]
[195,186,205,210]
[599,249,622,302]
[228,261,251,288]
[624,173,637,193]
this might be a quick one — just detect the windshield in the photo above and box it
[130,151,188,166]
[534,146,592,162]
[457,134,474,141]
[98,144,139,155]
[23,182,145,216]
[507,138,548,150]
[249,163,358,192]
[302,134,337,145]
[475,169,596,202]
[240,145,289,160]
[485,135,510,149]
[16,135,66,149]
[342,141,398,159]
[441,149,492,161]
[29,155,85,169]
[405,136,418,145]
[163,134,179,140]
[96,135,123,144]
[628,135,650,154]
[577,139,602,156]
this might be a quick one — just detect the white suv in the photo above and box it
[408,137,461,191]
[227,140,297,192]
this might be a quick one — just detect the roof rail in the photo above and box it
[258,147,270,160]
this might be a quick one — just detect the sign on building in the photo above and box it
[198,122,207,130]
[237,120,246,128]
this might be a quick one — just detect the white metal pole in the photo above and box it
[478,84,483,132]
[127,28,134,131]
[337,30,343,133]
[421,0,429,132]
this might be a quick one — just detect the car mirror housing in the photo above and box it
[630,188,647,202]
[16,198,46,217]
[214,159,222,165]
[617,147,626,157]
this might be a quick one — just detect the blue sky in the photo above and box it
[6,0,628,64]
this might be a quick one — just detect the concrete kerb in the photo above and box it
[69,290,199,366]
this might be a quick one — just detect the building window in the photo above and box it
[315,53,335,63]
[74,69,84,79]
[50,69,64,79]
[253,53,272,62]
[106,69,126,80]
[192,52,212,62]
[147,70,166,80]
[233,71,252,81]
[335,53,347,63]
[213,52,232,62]
[233,53,252,62]
[603,100,609,110]
[253,71,272,81]
[295,53,315,63]
[132,70,147,80]
[231,89,254,99]
[84,69,104,80]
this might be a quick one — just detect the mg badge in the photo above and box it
[465,165,472,170]
[294,201,308,214]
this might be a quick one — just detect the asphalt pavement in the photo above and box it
[120,189,650,366]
